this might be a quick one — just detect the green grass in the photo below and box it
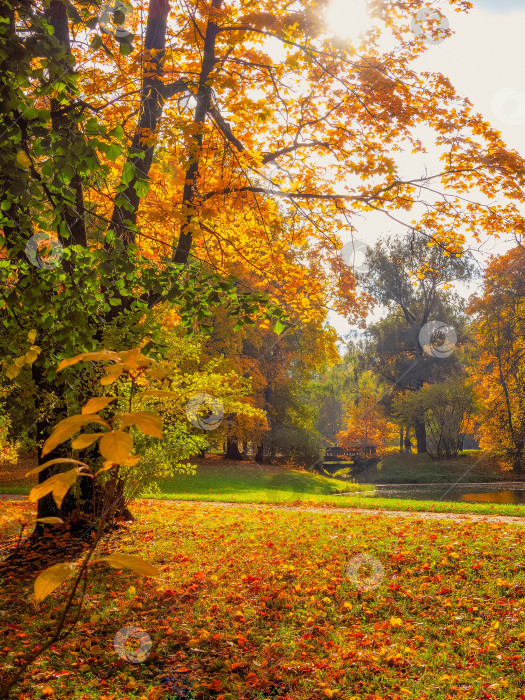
[0,483,32,494]
[4,455,525,517]
[144,457,525,517]
[357,450,521,484]
[152,458,369,503]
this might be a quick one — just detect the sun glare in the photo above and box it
[325,0,375,44]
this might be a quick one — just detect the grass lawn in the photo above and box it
[152,456,370,502]
[151,458,525,518]
[0,455,370,499]
[1,498,525,699]
[358,451,521,485]
[3,454,525,518]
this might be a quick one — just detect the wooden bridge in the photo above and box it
[324,445,377,460]
[319,444,378,475]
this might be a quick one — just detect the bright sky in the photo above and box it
[324,0,525,340]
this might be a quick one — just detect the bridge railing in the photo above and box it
[324,447,357,460]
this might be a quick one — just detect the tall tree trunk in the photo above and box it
[413,418,427,454]
[399,426,404,453]
[32,363,68,524]
[173,0,223,264]
[109,0,176,247]
[225,438,243,460]
[254,444,264,463]
[512,442,524,474]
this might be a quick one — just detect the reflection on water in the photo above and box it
[461,490,525,505]
[357,484,525,504]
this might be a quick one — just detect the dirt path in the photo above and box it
[3,493,525,525]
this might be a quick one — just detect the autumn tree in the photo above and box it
[337,370,395,455]
[363,230,473,452]
[243,320,338,465]
[469,246,525,472]
[3,0,525,520]
[393,378,476,460]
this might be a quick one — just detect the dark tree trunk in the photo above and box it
[109,0,176,247]
[173,0,223,265]
[512,442,524,473]
[225,439,243,460]
[413,418,427,454]
[32,364,103,528]
[31,364,98,532]
[254,444,264,463]
[399,427,404,453]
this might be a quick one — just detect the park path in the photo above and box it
[2,493,525,525]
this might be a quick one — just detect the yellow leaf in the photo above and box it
[5,364,21,379]
[81,397,117,415]
[117,411,163,439]
[34,517,64,525]
[92,554,159,577]
[26,457,90,477]
[28,468,88,509]
[42,414,110,456]
[56,353,87,372]
[71,433,102,450]
[100,364,124,386]
[24,346,41,364]
[16,150,31,168]
[120,348,151,371]
[122,454,141,466]
[99,430,133,463]
[147,366,169,380]
[34,562,76,602]
[57,350,120,372]
[28,329,37,344]
[96,462,115,475]
[390,617,403,628]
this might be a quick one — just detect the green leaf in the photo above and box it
[22,107,39,120]
[65,1,82,24]
[112,125,124,140]
[133,179,149,198]
[273,319,286,335]
[119,40,133,56]
[121,161,135,185]
[106,143,122,162]
[90,34,103,50]
[113,8,126,24]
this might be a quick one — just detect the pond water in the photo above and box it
[346,482,525,504]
